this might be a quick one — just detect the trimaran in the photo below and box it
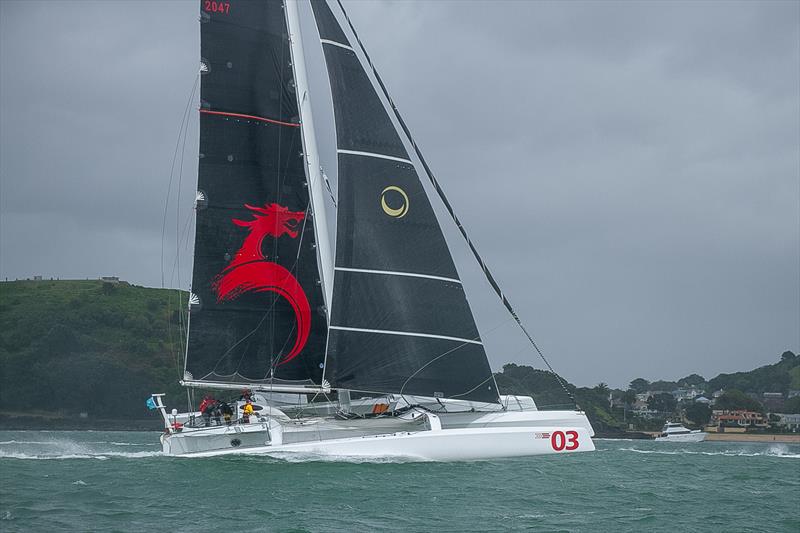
[149,0,595,460]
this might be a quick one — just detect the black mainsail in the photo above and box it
[311,0,499,403]
[185,0,327,387]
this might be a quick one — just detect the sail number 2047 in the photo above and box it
[204,1,230,14]
[550,430,579,451]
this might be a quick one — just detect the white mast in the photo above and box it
[284,0,334,316]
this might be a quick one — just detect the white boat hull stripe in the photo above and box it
[337,149,413,165]
[320,39,354,52]
[335,267,461,284]
[329,326,483,345]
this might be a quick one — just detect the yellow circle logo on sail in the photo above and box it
[380,186,409,218]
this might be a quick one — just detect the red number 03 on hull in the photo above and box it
[550,430,579,451]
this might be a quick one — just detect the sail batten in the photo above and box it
[328,326,482,346]
[334,267,461,284]
[336,149,413,164]
[199,109,301,127]
[320,39,354,51]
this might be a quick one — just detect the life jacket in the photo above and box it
[199,399,211,413]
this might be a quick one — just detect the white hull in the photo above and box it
[174,425,595,461]
[654,431,706,442]
[159,406,595,460]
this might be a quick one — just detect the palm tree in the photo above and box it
[594,382,610,396]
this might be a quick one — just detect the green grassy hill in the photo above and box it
[0,280,186,422]
[1,280,796,432]
[706,354,800,394]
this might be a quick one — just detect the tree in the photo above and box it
[790,366,800,389]
[715,389,764,412]
[594,383,610,396]
[648,392,677,414]
[707,352,800,395]
[679,373,706,387]
[684,402,711,426]
[493,364,575,409]
[622,389,637,407]
[629,378,650,393]
[783,396,800,414]
[650,380,679,391]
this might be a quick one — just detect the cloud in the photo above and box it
[1,0,797,387]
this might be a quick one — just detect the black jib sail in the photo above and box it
[311,0,499,403]
[185,0,326,387]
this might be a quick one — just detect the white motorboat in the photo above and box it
[654,422,707,442]
[149,0,595,460]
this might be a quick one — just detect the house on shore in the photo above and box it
[709,410,768,431]
[773,414,800,432]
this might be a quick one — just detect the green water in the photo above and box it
[1,430,798,532]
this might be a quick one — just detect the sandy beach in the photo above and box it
[704,433,800,443]
[638,431,800,443]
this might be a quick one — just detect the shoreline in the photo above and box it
[590,431,800,444]
[0,414,162,432]
[704,433,800,443]
[2,415,799,443]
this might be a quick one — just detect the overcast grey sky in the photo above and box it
[1,0,797,388]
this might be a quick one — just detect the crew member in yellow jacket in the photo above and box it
[242,400,255,423]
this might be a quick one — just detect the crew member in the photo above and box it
[220,401,233,425]
[242,400,255,423]
[199,395,216,427]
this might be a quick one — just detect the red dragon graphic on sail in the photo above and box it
[212,203,310,365]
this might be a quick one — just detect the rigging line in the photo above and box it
[175,76,200,351]
[161,74,199,289]
[266,26,292,360]
[291,386,339,422]
[449,375,497,400]
[263,204,311,380]
[161,75,198,378]
[175,76,197,341]
[212,309,275,376]
[397,316,513,402]
[167,208,196,287]
[414,394,500,414]
[210,203,310,377]
[334,0,576,407]
[166,218,191,378]
[169,207,194,358]
[163,75,198,364]
[166,295,182,380]
[167,208,196,355]
[176,289,186,358]
[291,391,321,420]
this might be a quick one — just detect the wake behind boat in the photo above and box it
[655,422,707,443]
[149,0,595,460]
